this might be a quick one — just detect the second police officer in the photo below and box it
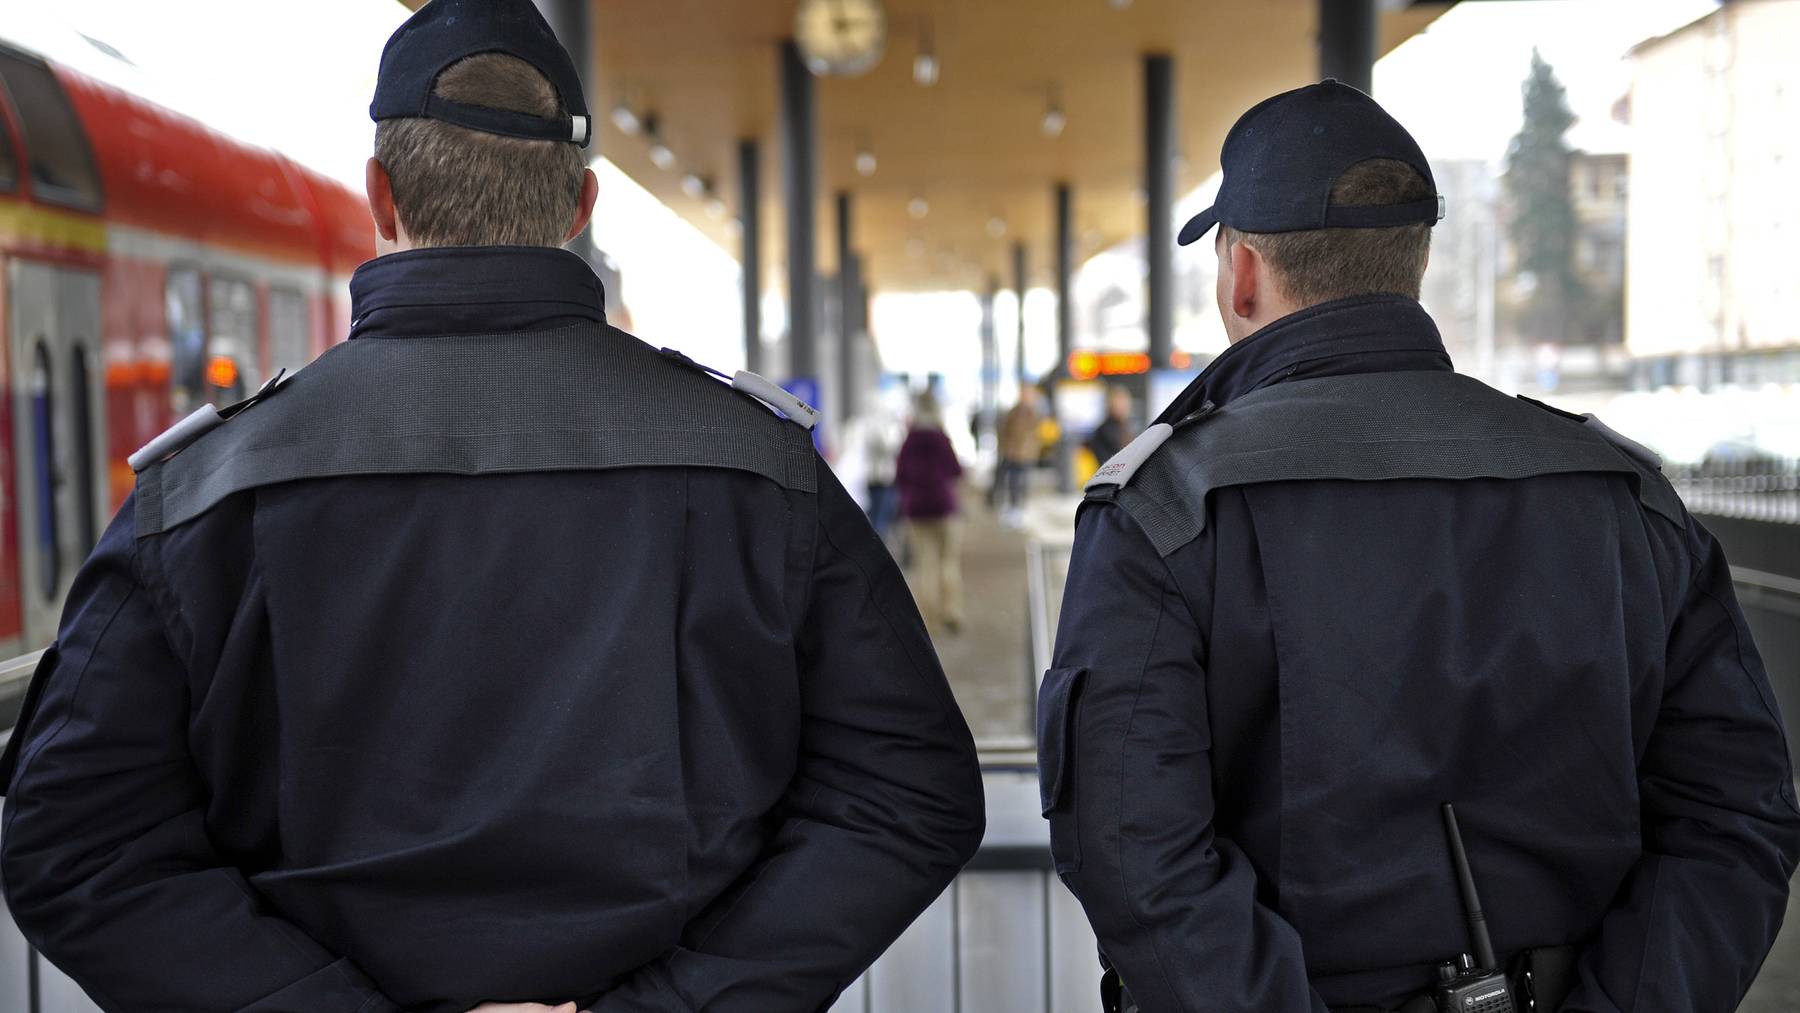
[1043,81,1800,1012]
[0,2,986,1011]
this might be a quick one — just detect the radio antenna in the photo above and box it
[1441,802,1498,971]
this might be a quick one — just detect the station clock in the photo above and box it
[794,0,888,78]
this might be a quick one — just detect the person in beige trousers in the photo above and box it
[894,393,965,632]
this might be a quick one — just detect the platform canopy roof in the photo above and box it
[396,0,1450,291]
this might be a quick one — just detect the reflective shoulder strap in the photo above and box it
[1114,371,1681,556]
[139,325,817,537]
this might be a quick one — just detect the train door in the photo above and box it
[8,260,105,647]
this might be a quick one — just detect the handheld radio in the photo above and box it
[1434,803,1518,1013]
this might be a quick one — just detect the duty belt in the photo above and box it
[1328,945,1578,1013]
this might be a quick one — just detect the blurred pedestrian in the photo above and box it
[860,390,905,546]
[997,384,1044,527]
[896,392,965,632]
[1084,386,1135,465]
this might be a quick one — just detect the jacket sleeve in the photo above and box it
[592,459,985,1012]
[1042,501,1328,1013]
[1563,514,1800,1012]
[0,495,399,1013]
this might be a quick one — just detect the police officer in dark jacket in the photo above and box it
[0,3,984,1010]
[1041,81,1800,1013]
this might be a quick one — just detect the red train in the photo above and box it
[0,39,376,656]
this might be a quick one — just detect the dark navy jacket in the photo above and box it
[1043,296,1800,1012]
[0,246,985,1012]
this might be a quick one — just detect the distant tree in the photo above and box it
[1503,50,1587,344]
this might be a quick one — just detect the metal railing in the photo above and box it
[1669,459,1800,524]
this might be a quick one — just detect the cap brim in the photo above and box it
[1177,207,1218,247]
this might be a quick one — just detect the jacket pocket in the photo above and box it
[1037,666,1087,873]
[0,644,58,793]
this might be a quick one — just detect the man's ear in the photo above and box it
[365,157,400,243]
[563,168,599,245]
[1230,238,1262,320]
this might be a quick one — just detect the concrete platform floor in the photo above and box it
[898,488,1798,1007]
[901,497,1036,749]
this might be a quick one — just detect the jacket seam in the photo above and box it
[2,577,138,843]
[814,504,965,721]
[1108,563,1194,1013]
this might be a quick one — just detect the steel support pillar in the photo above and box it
[836,191,858,421]
[534,0,595,265]
[780,40,818,384]
[1054,182,1074,379]
[981,276,999,447]
[738,139,763,375]
[1144,54,1175,370]
[1318,0,1377,94]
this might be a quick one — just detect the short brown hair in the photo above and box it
[373,53,585,247]
[1222,158,1433,305]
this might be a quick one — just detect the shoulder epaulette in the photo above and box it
[659,348,821,431]
[1085,424,1173,494]
[1518,393,1662,471]
[1581,413,1662,471]
[127,370,289,473]
[1084,399,1217,496]
[731,370,823,431]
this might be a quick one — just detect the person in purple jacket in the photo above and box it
[895,391,966,633]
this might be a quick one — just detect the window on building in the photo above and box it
[0,51,103,211]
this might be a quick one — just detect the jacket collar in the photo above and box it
[348,245,607,340]
[1157,295,1453,424]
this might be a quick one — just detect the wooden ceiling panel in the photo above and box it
[398,0,1451,290]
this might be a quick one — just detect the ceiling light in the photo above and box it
[908,197,930,219]
[643,114,676,171]
[855,148,878,177]
[1107,0,1133,8]
[1042,84,1067,138]
[986,216,1007,239]
[682,173,707,199]
[914,52,939,87]
[914,19,939,87]
[725,218,743,237]
[705,197,727,219]
[610,103,641,136]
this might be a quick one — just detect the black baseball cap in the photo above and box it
[1177,79,1440,246]
[370,0,592,148]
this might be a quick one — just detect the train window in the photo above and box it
[0,117,16,193]
[167,268,205,415]
[70,344,97,554]
[268,287,309,375]
[207,277,255,403]
[0,52,102,211]
[29,341,58,599]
